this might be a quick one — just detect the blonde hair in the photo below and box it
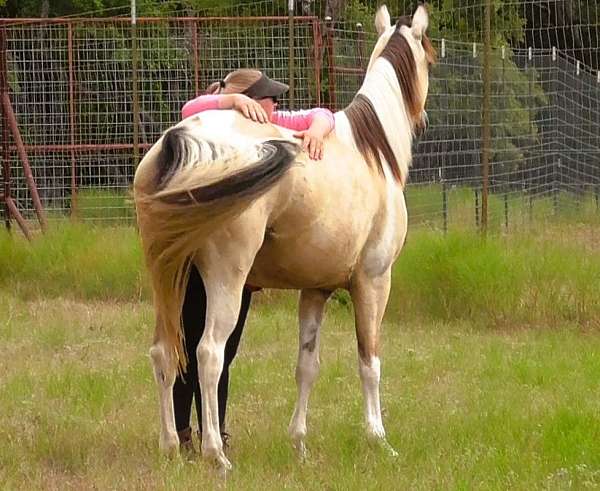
[205,69,263,95]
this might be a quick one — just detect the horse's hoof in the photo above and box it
[382,440,399,458]
[366,432,399,458]
[292,439,308,462]
[159,432,180,458]
[373,437,399,458]
[215,451,233,472]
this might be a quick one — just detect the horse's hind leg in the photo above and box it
[288,289,330,460]
[196,270,247,471]
[350,268,397,456]
[194,224,263,471]
[149,319,179,456]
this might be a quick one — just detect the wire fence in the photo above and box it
[1,5,599,231]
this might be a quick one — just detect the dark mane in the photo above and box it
[344,22,436,183]
[380,26,420,122]
[345,94,403,183]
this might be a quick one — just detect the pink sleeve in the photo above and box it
[270,108,335,131]
[181,95,221,119]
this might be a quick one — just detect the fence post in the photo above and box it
[131,0,140,167]
[67,22,78,218]
[356,22,365,73]
[311,19,322,106]
[551,47,558,218]
[0,27,9,231]
[504,191,508,231]
[527,46,533,218]
[553,158,560,216]
[502,46,508,231]
[191,20,200,96]
[480,0,492,234]
[440,167,448,234]
[288,0,295,110]
[475,187,480,229]
[324,16,336,110]
[1,66,47,234]
[1,26,40,237]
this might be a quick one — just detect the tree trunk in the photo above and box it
[325,0,345,19]
[40,0,49,18]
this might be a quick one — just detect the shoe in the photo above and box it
[177,427,196,456]
[220,431,231,452]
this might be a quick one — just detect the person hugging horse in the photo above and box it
[174,68,335,454]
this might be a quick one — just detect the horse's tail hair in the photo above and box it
[136,127,299,370]
[154,125,200,191]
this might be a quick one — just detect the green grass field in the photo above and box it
[1,222,600,489]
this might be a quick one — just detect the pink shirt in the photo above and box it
[181,95,335,132]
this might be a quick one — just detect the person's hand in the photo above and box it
[232,94,268,123]
[293,128,324,160]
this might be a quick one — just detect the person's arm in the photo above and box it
[181,95,219,119]
[181,94,268,122]
[272,108,335,160]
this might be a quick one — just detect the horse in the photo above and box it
[133,4,436,471]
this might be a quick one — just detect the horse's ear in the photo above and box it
[375,5,391,36]
[412,4,429,40]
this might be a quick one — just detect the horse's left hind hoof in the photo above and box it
[204,448,233,473]
[367,434,399,458]
[214,451,233,475]
[381,440,399,458]
[292,439,308,463]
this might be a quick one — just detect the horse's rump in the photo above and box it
[134,115,300,365]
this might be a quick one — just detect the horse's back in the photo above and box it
[135,110,405,290]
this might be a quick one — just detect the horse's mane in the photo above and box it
[345,18,436,183]
[345,94,402,182]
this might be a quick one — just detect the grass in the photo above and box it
[390,227,600,328]
[1,221,599,328]
[0,221,599,488]
[1,294,600,489]
[0,223,149,301]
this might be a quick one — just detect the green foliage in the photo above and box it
[0,223,148,300]
[339,1,548,178]
[427,0,525,45]
[342,0,374,27]
[0,0,272,17]
[490,48,549,174]
[428,47,548,180]
[2,0,124,17]
[3,0,556,181]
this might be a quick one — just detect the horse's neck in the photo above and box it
[358,58,414,181]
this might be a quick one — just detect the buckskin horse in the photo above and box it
[134,4,435,470]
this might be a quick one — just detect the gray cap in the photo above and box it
[242,73,289,99]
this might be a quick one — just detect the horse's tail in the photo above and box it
[136,125,299,369]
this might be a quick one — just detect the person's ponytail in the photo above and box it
[204,81,222,95]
